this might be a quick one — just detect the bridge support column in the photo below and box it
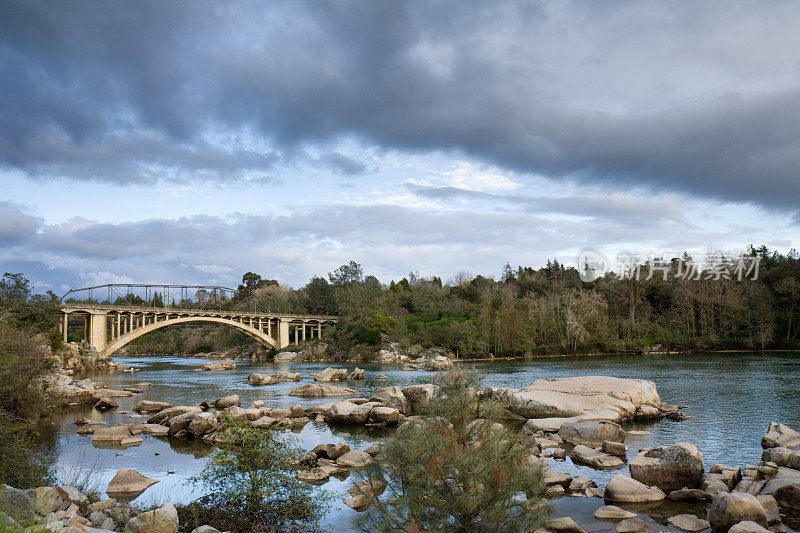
[63,313,68,343]
[89,311,108,352]
[278,319,290,349]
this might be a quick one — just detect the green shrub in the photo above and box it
[353,368,550,532]
[183,416,329,532]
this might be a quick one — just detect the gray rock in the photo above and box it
[616,518,652,533]
[106,469,159,499]
[593,505,637,521]
[761,423,800,450]
[247,373,278,386]
[57,485,88,505]
[336,450,373,468]
[191,527,222,533]
[0,485,36,522]
[546,517,587,533]
[200,359,235,371]
[31,486,62,515]
[94,397,119,410]
[668,514,711,532]
[568,475,596,492]
[629,442,705,491]
[507,376,662,421]
[214,394,241,409]
[369,406,401,424]
[708,493,768,533]
[123,501,179,533]
[544,471,573,488]
[728,522,770,533]
[400,384,439,412]
[133,400,172,413]
[570,445,625,468]
[669,488,710,502]
[558,420,626,447]
[369,386,410,414]
[604,473,666,503]
[289,383,358,398]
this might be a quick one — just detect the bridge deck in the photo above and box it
[61,304,337,321]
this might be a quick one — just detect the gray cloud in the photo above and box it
[8,198,755,293]
[0,0,798,210]
[318,152,367,176]
[0,201,42,246]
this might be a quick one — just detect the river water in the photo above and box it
[43,352,800,532]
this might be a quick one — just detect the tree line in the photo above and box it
[118,247,800,357]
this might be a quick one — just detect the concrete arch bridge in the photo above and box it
[60,304,337,357]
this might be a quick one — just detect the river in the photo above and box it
[42,352,800,532]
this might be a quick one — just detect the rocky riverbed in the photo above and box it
[12,352,800,532]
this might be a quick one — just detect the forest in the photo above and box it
[100,246,800,358]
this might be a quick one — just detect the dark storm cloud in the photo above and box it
[1,1,798,209]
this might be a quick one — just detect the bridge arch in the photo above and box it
[103,315,280,356]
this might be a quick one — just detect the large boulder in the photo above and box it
[570,445,624,468]
[214,394,241,409]
[289,383,358,398]
[200,359,235,371]
[761,423,800,450]
[271,370,301,382]
[508,376,661,421]
[106,469,159,499]
[708,493,768,533]
[757,466,800,514]
[124,501,179,533]
[247,373,278,386]
[558,420,626,447]
[604,473,666,503]
[369,386,410,414]
[727,522,770,533]
[422,355,454,371]
[336,450,374,468]
[134,400,172,413]
[311,367,348,382]
[0,485,36,522]
[401,384,439,413]
[148,406,202,424]
[327,401,379,425]
[629,442,705,491]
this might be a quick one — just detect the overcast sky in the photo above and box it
[1,0,798,294]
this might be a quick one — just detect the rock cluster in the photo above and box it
[0,483,206,533]
[45,372,143,406]
[296,442,381,486]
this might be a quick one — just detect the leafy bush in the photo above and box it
[182,416,329,532]
[353,368,550,532]
[0,412,54,489]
